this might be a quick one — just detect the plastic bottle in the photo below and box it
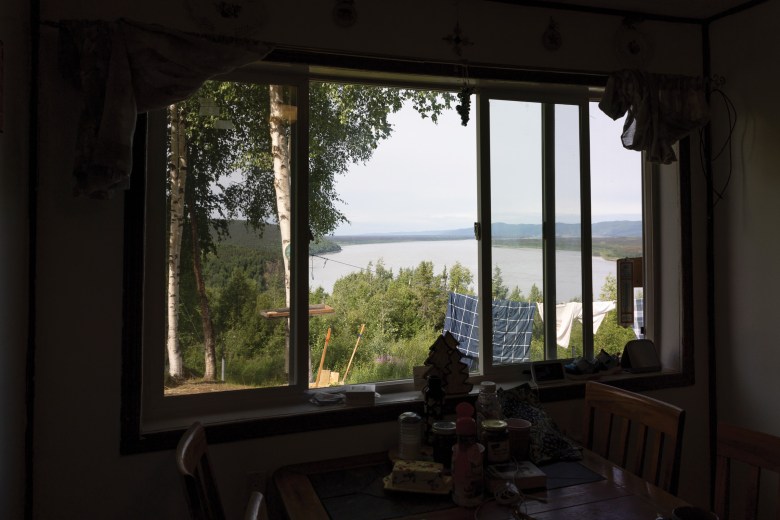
[475,381,503,442]
[451,402,484,507]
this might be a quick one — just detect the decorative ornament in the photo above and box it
[614,18,654,69]
[456,86,473,127]
[542,17,562,51]
[443,22,474,58]
[185,0,267,38]
[423,331,473,395]
[332,0,357,28]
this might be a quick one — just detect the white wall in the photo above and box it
[0,0,30,518]
[26,1,710,518]
[711,0,780,437]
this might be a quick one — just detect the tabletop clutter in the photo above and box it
[387,379,540,509]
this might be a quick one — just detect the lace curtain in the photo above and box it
[598,69,710,164]
[58,19,271,198]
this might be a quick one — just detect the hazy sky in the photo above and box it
[332,98,641,235]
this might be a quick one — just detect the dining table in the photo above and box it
[271,449,689,519]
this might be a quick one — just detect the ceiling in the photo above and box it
[497,0,767,21]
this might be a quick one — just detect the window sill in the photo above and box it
[122,368,692,454]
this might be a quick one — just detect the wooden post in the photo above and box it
[341,324,365,384]
[315,328,331,386]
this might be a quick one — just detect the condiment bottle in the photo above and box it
[475,381,503,442]
[451,402,484,507]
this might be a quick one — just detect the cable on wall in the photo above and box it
[699,78,737,208]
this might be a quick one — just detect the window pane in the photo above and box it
[589,101,644,354]
[489,99,544,365]
[163,81,298,396]
[554,104,584,359]
[308,84,476,386]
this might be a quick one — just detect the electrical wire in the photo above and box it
[700,87,737,208]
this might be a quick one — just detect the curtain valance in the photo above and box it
[59,19,272,198]
[599,69,710,164]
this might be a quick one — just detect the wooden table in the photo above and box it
[272,450,688,519]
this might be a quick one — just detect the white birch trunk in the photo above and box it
[269,85,293,374]
[166,103,187,378]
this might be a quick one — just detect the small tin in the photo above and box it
[482,419,510,463]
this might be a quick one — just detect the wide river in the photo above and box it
[309,239,615,302]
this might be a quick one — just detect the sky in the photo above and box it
[331,97,642,236]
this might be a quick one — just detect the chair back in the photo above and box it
[714,422,780,520]
[583,381,685,495]
[176,421,226,520]
[243,491,269,520]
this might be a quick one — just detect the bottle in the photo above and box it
[422,374,445,445]
[475,381,503,442]
[451,403,484,507]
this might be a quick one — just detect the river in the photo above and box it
[309,239,615,302]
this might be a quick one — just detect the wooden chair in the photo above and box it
[177,421,226,520]
[243,491,269,520]
[714,422,780,520]
[177,421,269,520]
[582,381,686,495]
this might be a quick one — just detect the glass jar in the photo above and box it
[431,421,456,470]
[482,419,510,463]
[397,411,422,460]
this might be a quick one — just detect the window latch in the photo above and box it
[473,222,481,240]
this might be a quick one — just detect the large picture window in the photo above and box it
[124,63,679,448]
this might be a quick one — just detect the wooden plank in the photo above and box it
[260,304,335,318]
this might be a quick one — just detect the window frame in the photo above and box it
[120,56,694,454]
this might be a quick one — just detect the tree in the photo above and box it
[166,103,187,379]
[166,80,454,381]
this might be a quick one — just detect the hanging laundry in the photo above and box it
[536,301,617,349]
[443,293,536,367]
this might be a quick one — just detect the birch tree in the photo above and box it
[166,103,187,378]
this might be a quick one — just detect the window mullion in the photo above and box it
[579,101,594,360]
[476,93,494,374]
[542,104,557,360]
[291,80,310,390]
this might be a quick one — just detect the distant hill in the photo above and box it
[217,221,340,254]
[335,221,642,240]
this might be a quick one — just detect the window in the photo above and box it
[122,60,689,449]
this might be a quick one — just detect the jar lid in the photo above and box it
[481,381,497,392]
[432,421,456,434]
[506,418,532,431]
[482,419,508,431]
[398,411,421,423]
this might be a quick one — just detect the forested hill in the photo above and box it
[216,221,340,254]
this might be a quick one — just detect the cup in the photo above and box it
[506,418,532,460]
[671,506,719,520]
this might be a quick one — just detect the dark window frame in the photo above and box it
[120,54,694,454]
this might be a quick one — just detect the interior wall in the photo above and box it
[30,1,709,518]
[0,0,30,518]
[710,0,780,462]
